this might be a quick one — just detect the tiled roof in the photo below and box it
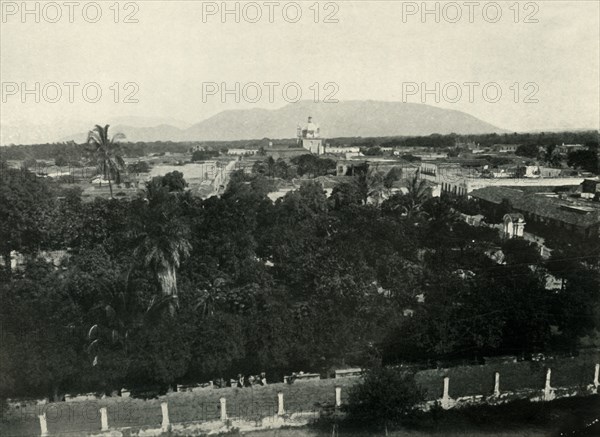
[471,186,600,229]
[470,187,524,204]
[512,195,600,229]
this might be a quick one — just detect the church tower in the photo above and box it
[298,116,324,155]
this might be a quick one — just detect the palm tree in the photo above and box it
[87,271,177,374]
[363,167,388,206]
[87,125,126,198]
[133,181,191,300]
[134,230,191,298]
[382,171,432,220]
[402,171,432,219]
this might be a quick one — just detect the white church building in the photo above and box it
[297,116,324,155]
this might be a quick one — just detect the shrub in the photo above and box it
[344,366,424,433]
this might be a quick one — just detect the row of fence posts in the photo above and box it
[37,364,600,436]
[440,364,600,409]
[37,386,343,436]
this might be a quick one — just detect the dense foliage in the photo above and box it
[1,162,598,402]
[344,367,424,431]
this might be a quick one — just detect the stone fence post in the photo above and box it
[100,407,108,432]
[441,377,453,409]
[493,372,500,397]
[335,386,342,407]
[38,412,48,437]
[544,368,555,401]
[161,402,170,432]
[220,397,227,421]
[277,392,285,416]
[594,363,600,394]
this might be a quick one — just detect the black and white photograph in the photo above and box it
[0,1,599,436]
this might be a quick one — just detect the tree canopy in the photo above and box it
[1,163,598,401]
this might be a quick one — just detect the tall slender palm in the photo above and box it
[133,181,191,299]
[134,228,191,298]
[87,125,126,198]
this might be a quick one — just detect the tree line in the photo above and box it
[2,131,597,164]
[1,157,598,402]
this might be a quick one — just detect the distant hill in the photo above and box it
[181,100,506,141]
[63,124,186,143]
[0,116,189,145]
[3,101,506,145]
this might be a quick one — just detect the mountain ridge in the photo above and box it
[3,101,508,145]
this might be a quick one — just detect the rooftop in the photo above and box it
[471,186,600,229]
[469,187,524,204]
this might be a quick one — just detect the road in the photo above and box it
[209,159,238,197]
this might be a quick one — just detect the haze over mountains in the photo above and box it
[2,101,507,145]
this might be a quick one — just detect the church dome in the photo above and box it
[302,116,320,138]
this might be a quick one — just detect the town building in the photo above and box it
[418,160,586,197]
[557,143,585,154]
[227,148,258,156]
[297,116,323,155]
[325,145,361,155]
[503,213,526,238]
[470,186,600,238]
[413,152,448,160]
[264,147,307,160]
[419,162,461,178]
[492,144,519,153]
[581,178,600,199]
[336,160,368,176]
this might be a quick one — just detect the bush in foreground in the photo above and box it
[343,367,424,434]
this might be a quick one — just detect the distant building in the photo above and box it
[227,148,258,156]
[325,144,360,154]
[557,143,585,154]
[336,159,418,180]
[264,147,307,160]
[297,116,324,155]
[422,161,585,197]
[336,160,368,176]
[456,140,480,150]
[493,144,519,153]
[470,186,600,238]
[412,152,448,160]
[91,176,110,186]
[420,162,460,178]
[580,179,600,199]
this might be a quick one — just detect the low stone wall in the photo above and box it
[2,353,598,436]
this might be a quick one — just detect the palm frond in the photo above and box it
[144,295,179,322]
[88,324,99,340]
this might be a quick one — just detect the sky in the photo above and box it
[1,0,599,143]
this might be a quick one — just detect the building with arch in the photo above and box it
[503,213,526,238]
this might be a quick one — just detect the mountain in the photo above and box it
[105,116,190,130]
[0,116,190,145]
[181,100,505,141]
[2,101,505,145]
[62,124,185,144]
